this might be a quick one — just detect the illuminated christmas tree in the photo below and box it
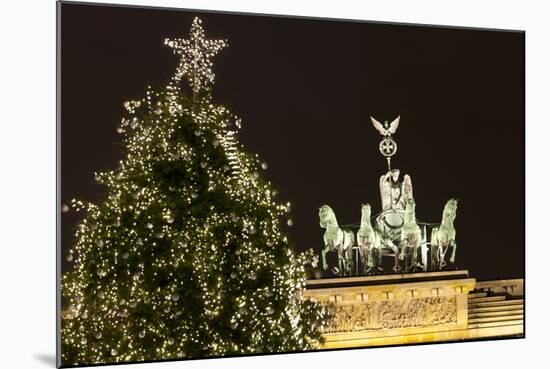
[61,18,325,365]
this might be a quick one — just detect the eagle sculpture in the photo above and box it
[370,116,400,137]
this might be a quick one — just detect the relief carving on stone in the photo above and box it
[322,296,457,334]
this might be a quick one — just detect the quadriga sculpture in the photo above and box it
[319,205,354,276]
[430,198,458,270]
[400,199,422,272]
[357,203,383,274]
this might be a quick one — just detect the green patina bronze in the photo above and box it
[431,198,459,270]
[319,205,355,276]
[318,116,459,276]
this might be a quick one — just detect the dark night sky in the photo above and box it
[60,2,524,281]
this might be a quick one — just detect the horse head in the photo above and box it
[319,205,337,228]
[443,198,458,224]
[361,203,372,223]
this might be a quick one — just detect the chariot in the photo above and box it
[320,193,457,276]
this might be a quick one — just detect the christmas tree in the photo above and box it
[61,18,326,365]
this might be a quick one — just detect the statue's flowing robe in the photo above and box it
[379,172,414,211]
[379,171,414,230]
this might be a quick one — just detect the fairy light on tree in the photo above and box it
[164,18,226,98]
[61,17,326,365]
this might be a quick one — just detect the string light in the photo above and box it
[165,17,227,96]
[61,17,326,365]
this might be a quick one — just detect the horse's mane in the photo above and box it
[443,199,457,215]
[360,205,372,224]
[441,199,458,225]
[320,205,338,225]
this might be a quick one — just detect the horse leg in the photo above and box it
[430,228,438,271]
[413,238,423,271]
[349,244,354,276]
[409,247,413,272]
[391,244,401,272]
[359,244,364,270]
[337,244,344,276]
[438,246,444,270]
[450,240,457,264]
[396,255,402,272]
[409,247,414,272]
[322,247,328,271]
[366,247,372,274]
[350,246,353,275]
[361,246,369,274]
[357,245,362,275]
[404,247,410,273]
[377,247,383,272]
[349,246,354,276]
[375,237,383,272]
[440,245,447,269]
[412,240,418,269]
[362,246,369,274]
[367,246,374,270]
[430,244,438,271]
[343,245,349,276]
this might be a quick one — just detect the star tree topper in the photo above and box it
[165,17,227,95]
